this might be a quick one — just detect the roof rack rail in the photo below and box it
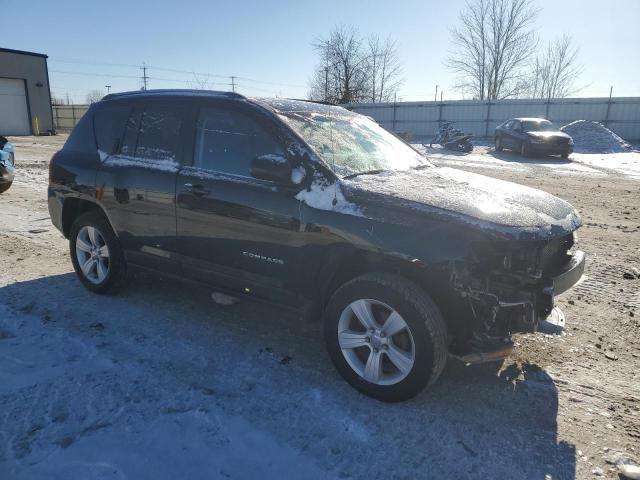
[102,89,246,101]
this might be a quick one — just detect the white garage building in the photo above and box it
[0,48,53,135]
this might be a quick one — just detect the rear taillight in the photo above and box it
[49,150,60,183]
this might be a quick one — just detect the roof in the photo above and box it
[102,89,245,101]
[100,90,355,118]
[0,48,48,59]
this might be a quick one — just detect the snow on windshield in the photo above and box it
[278,111,428,177]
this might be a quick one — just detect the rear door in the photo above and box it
[175,100,305,301]
[95,98,192,273]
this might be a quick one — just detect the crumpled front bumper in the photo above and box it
[543,250,585,296]
[451,249,586,361]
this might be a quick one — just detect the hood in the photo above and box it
[341,167,581,241]
[527,130,572,140]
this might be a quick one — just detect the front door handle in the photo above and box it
[184,183,210,196]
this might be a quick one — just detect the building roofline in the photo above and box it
[0,47,48,59]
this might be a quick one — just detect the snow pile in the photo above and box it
[561,120,631,154]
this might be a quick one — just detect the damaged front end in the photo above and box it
[450,231,585,362]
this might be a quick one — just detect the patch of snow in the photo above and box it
[291,166,306,185]
[102,154,179,173]
[179,166,276,189]
[561,120,631,153]
[295,180,360,215]
[259,153,288,164]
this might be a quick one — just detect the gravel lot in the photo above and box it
[1,135,638,480]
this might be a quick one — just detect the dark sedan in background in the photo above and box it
[495,118,574,159]
[0,136,15,193]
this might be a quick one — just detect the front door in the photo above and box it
[176,102,305,301]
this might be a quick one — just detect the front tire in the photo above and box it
[69,211,126,293]
[323,273,448,402]
[0,181,12,194]
[495,136,503,152]
[561,152,570,159]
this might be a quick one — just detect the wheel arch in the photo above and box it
[319,248,451,315]
[61,196,117,238]
[317,247,477,342]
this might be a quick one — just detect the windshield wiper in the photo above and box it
[342,169,388,179]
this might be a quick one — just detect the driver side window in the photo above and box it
[194,107,284,177]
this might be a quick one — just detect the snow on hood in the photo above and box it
[342,167,582,240]
[527,131,571,140]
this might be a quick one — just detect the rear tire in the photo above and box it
[0,182,12,194]
[495,136,503,152]
[323,273,448,402]
[561,152,570,159]
[69,211,127,294]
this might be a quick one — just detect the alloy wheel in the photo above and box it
[337,299,415,386]
[75,226,110,284]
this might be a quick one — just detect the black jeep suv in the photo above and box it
[48,90,585,401]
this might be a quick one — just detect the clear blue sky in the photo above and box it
[3,0,639,103]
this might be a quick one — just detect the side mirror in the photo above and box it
[250,153,297,184]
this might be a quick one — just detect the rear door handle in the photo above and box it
[184,183,210,196]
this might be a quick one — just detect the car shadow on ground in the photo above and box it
[0,271,576,479]
[486,149,573,166]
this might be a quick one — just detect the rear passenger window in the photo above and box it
[135,105,184,161]
[194,107,283,176]
[94,104,131,154]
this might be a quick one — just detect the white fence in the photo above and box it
[347,97,640,141]
[54,97,640,141]
[52,104,90,131]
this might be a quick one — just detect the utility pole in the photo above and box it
[604,85,613,127]
[230,76,236,93]
[434,85,439,103]
[324,67,329,102]
[141,62,148,91]
[105,85,111,94]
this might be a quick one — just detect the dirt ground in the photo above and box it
[0,135,638,479]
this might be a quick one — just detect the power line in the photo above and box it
[48,58,308,92]
[49,58,141,69]
[50,69,141,79]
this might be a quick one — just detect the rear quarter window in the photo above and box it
[94,103,132,154]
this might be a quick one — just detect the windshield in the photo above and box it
[278,111,428,177]
[521,120,557,132]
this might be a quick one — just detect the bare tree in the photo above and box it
[446,0,539,100]
[309,27,403,104]
[309,25,385,104]
[51,96,67,106]
[86,89,105,104]
[188,72,213,90]
[365,35,402,102]
[528,34,582,99]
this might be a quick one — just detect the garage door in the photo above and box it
[0,78,31,135]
